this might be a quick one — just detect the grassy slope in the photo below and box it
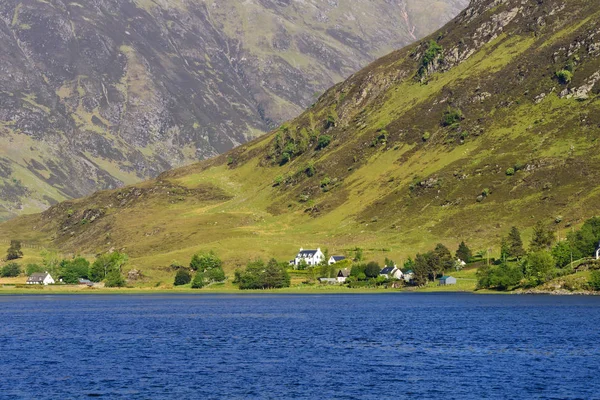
[1,0,600,285]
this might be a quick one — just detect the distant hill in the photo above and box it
[0,0,467,220]
[2,0,599,282]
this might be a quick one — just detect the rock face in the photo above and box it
[0,0,468,220]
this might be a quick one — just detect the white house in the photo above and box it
[328,256,346,265]
[379,265,403,280]
[26,272,55,285]
[337,268,351,283]
[291,248,325,267]
[403,270,414,283]
[596,241,600,260]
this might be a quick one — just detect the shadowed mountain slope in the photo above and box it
[0,0,467,220]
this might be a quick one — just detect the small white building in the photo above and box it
[337,268,351,283]
[403,270,414,283]
[328,256,346,265]
[291,248,325,267]
[379,265,403,280]
[596,241,600,260]
[26,272,55,285]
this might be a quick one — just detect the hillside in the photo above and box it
[2,0,600,283]
[0,0,467,220]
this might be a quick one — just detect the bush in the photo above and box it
[419,40,443,76]
[556,69,573,84]
[589,270,600,291]
[59,257,91,284]
[89,251,128,282]
[191,271,205,289]
[422,132,431,141]
[1,262,21,277]
[506,167,515,176]
[190,251,223,272]
[317,135,332,150]
[206,267,226,283]
[174,269,191,286]
[237,259,290,290]
[441,107,463,127]
[305,162,316,177]
[105,271,126,287]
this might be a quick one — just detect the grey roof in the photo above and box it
[27,273,49,283]
[298,250,318,257]
[380,266,397,275]
[440,276,455,280]
[331,256,346,261]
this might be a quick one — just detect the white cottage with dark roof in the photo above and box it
[328,256,346,265]
[26,272,55,285]
[291,248,325,267]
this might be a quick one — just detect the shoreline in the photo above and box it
[0,286,595,296]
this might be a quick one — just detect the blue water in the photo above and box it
[1,294,599,399]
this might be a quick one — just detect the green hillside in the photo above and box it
[2,0,600,282]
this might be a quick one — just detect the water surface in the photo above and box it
[1,294,599,399]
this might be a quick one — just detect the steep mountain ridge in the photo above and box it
[2,0,599,280]
[0,0,467,220]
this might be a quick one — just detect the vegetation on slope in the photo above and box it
[1,0,600,287]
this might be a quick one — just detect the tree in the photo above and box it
[89,251,128,282]
[59,257,90,284]
[1,262,21,277]
[364,262,381,278]
[477,263,523,291]
[41,250,61,276]
[402,258,415,272]
[350,264,366,278]
[455,241,472,263]
[190,251,222,271]
[237,259,290,290]
[191,271,205,289]
[6,240,23,261]
[523,251,556,286]
[26,263,44,276]
[506,227,526,259]
[530,221,555,252]
[174,269,191,286]
[354,248,363,262]
[552,241,573,269]
[434,243,454,271]
[384,258,395,268]
[412,254,429,286]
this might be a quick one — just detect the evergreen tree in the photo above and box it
[507,227,526,259]
[174,269,191,286]
[530,221,555,252]
[191,271,205,289]
[434,243,454,271]
[364,262,381,278]
[412,254,429,286]
[455,241,472,263]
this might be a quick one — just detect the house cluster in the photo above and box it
[25,272,94,287]
[289,247,455,286]
[290,248,347,267]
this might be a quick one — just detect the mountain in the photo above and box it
[2,0,599,281]
[0,0,468,220]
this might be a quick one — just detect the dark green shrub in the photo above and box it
[305,161,316,177]
[317,135,332,150]
[364,262,381,278]
[174,269,191,286]
[191,272,205,288]
[556,69,573,84]
[441,107,463,127]
[422,132,431,141]
[506,168,515,176]
[1,262,21,277]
